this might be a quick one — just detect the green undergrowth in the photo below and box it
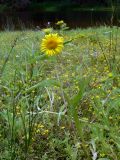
[0,27,120,160]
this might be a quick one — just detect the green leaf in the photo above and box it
[37,54,48,61]
[70,78,88,108]
[66,78,88,138]
[64,39,73,45]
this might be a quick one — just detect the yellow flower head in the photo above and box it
[41,33,64,56]
[56,20,64,25]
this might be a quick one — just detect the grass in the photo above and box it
[0,26,120,160]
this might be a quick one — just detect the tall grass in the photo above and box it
[0,27,120,159]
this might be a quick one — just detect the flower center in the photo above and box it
[47,40,58,50]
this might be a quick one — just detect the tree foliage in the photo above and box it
[0,0,120,9]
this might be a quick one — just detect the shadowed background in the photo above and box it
[0,0,120,30]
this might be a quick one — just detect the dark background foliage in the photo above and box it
[0,0,120,10]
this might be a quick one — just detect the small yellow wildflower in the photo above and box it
[38,124,44,128]
[96,95,100,99]
[100,153,106,157]
[41,33,64,56]
[56,20,64,25]
[42,129,49,135]
[109,116,113,120]
[108,72,113,78]
[61,126,65,129]
[16,106,21,115]
[36,129,40,133]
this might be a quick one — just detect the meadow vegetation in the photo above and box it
[0,26,120,160]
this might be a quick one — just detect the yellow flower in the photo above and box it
[41,33,64,56]
[108,72,113,78]
[61,126,65,129]
[42,129,49,135]
[56,20,64,25]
